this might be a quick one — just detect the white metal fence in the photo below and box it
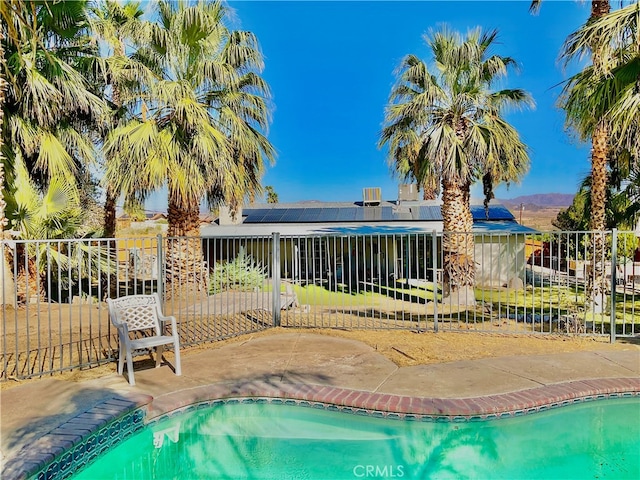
[1,230,638,380]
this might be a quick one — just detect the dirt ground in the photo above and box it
[2,325,637,391]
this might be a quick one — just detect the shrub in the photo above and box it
[209,247,267,294]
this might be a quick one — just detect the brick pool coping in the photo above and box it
[5,377,640,480]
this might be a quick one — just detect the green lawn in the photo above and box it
[267,279,639,331]
[475,284,639,328]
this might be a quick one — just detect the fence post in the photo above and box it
[432,230,438,333]
[157,234,164,303]
[610,228,617,344]
[272,232,281,327]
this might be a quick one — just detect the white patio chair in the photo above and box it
[107,293,182,385]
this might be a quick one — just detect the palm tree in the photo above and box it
[2,0,107,306]
[614,164,640,229]
[561,2,639,162]
[555,168,639,232]
[90,0,150,238]
[531,0,613,312]
[10,154,114,302]
[104,0,275,291]
[265,185,278,203]
[556,1,639,311]
[380,27,532,305]
[3,0,106,212]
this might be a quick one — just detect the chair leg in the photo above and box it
[126,349,135,386]
[155,345,164,368]
[173,339,182,376]
[117,347,125,375]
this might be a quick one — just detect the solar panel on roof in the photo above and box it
[302,209,323,221]
[274,208,291,222]
[244,204,513,225]
[262,209,287,222]
[307,208,322,221]
[243,209,270,223]
[379,207,396,221]
[297,209,314,221]
[321,208,335,220]
[322,208,339,222]
[471,205,515,221]
[336,208,358,221]
[414,206,442,221]
[284,208,306,222]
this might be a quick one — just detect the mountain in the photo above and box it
[497,193,574,208]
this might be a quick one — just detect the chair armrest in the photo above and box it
[111,318,129,334]
[159,314,178,334]
[111,320,131,347]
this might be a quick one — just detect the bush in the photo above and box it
[209,247,266,294]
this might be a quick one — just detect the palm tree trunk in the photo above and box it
[14,246,42,303]
[104,44,122,240]
[103,187,117,238]
[422,185,437,201]
[591,1,610,18]
[103,47,123,300]
[103,186,118,299]
[441,178,476,306]
[587,0,611,313]
[165,196,207,297]
[588,119,609,313]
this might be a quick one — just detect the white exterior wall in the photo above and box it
[474,235,526,288]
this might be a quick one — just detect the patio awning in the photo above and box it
[201,220,538,237]
[472,221,539,234]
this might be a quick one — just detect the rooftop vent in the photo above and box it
[398,184,419,201]
[363,187,382,206]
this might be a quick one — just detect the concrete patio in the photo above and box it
[1,332,639,479]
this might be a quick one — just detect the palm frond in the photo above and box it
[380,25,531,194]
[105,0,274,230]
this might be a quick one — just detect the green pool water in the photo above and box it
[72,398,639,479]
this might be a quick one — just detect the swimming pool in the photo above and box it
[72,398,639,479]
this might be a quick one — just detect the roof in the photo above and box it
[201,201,538,237]
[239,202,515,224]
[202,222,443,237]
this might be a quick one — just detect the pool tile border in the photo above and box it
[144,378,640,424]
[3,393,152,480]
[6,377,640,480]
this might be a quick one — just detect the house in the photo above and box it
[200,192,538,288]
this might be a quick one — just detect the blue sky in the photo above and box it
[220,0,592,204]
[138,0,592,210]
